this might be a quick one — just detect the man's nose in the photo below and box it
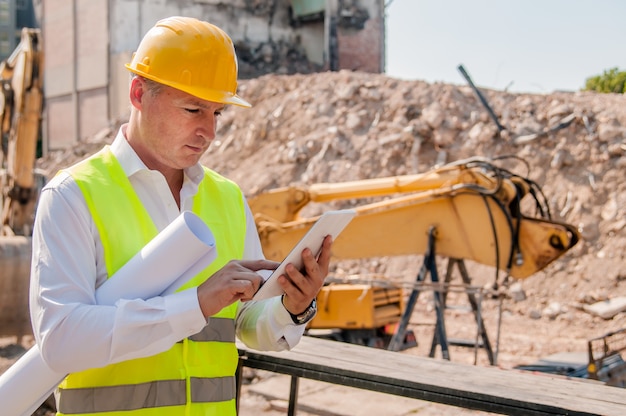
[199,115,217,139]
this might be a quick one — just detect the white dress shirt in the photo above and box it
[29,125,305,374]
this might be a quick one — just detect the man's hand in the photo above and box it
[197,259,279,318]
[280,235,332,315]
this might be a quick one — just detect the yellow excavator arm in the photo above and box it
[249,157,579,280]
[0,27,44,236]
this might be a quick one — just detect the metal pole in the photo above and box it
[457,64,506,134]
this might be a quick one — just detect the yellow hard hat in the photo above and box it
[125,16,251,108]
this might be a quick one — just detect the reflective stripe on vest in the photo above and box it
[58,146,246,415]
[57,376,235,414]
[186,317,235,342]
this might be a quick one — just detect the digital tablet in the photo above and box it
[252,209,356,301]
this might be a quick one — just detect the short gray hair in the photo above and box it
[131,74,163,95]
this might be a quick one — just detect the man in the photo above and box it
[29,16,329,415]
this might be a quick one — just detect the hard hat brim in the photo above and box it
[126,64,252,108]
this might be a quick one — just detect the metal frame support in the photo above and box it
[388,227,496,365]
[388,226,446,353]
[237,356,302,416]
[288,375,299,416]
[438,258,495,365]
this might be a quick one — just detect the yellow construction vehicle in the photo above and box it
[248,157,580,350]
[0,27,45,338]
[0,27,44,236]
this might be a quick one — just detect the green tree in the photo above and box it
[584,67,626,93]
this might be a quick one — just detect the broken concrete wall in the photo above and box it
[41,0,385,150]
[41,0,109,151]
[334,0,384,73]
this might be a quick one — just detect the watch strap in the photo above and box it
[283,295,317,325]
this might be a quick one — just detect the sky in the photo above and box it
[384,0,626,94]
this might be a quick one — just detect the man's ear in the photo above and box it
[129,77,145,109]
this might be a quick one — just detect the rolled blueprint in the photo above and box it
[0,211,217,416]
[95,211,216,302]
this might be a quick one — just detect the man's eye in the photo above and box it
[214,110,222,117]
[185,108,200,113]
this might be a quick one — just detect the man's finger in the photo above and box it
[237,259,280,272]
[314,235,333,273]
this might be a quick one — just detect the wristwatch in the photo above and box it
[283,295,317,325]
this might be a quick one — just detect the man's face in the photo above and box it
[130,78,225,172]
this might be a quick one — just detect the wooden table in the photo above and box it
[237,336,626,416]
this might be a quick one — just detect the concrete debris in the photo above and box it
[543,302,565,320]
[583,297,626,320]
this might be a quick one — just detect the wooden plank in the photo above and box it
[238,336,626,416]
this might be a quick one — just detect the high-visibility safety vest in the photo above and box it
[55,146,246,416]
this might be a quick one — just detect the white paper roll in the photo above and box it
[96,211,216,303]
[0,211,217,416]
[0,346,59,416]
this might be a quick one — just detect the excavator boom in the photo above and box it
[249,157,579,344]
[250,158,579,280]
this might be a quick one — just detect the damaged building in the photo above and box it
[36,0,386,150]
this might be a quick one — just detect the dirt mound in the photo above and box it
[35,70,626,369]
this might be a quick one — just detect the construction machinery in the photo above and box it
[0,27,44,237]
[248,157,580,351]
[0,27,45,337]
[515,327,626,387]
[586,327,626,386]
